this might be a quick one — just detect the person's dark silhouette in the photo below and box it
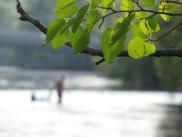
[56,77,64,103]
[31,92,36,101]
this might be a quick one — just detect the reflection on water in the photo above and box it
[0,90,182,137]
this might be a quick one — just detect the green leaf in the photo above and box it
[72,5,89,33]
[111,35,126,59]
[85,10,101,31]
[135,12,150,20]
[47,18,74,48]
[90,0,100,9]
[101,0,114,8]
[139,19,151,34]
[128,37,156,59]
[46,19,65,44]
[143,42,157,56]
[51,30,72,49]
[147,17,160,31]
[55,0,78,19]
[159,2,174,21]
[72,27,90,53]
[120,0,134,17]
[101,28,112,63]
[141,0,156,7]
[139,18,160,34]
[56,0,77,8]
[59,19,75,35]
[131,23,145,38]
[101,28,126,63]
[111,15,134,45]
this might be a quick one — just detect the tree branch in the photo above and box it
[16,0,47,34]
[16,0,182,58]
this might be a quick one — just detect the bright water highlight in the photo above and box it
[0,90,182,137]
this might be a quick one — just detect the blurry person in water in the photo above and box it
[55,76,65,104]
[31,76,65,103]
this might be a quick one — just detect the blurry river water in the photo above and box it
[0,67,182,137]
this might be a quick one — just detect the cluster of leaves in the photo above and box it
[46,0,177,63]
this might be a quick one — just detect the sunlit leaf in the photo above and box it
[159,2,174,21]
[101,0,114,8]
[120,0,134,17]
[131,23,145,38]
[141,0,156,7]
[128,37,156,59]
[139,17,160,34]
[139,20,148,34]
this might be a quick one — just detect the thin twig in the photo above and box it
[97,8,182,17]
[95,58,105,65]
[131,0,144,10]
[164,0,182,5]
[150,20,182,42]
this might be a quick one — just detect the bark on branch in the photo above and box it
[16,0,182,58]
